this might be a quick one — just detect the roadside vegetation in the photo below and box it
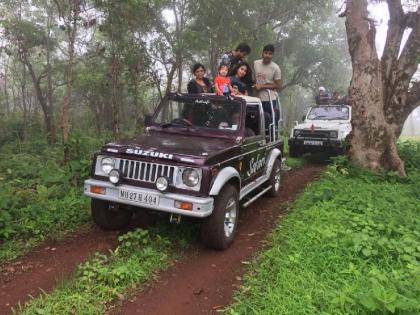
[13,228,171,315]
[229,140,420,315]
[13,222,198,314]
[0,132,106,262]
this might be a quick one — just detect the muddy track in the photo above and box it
[0,164,324,315]
[0,227,119,314]
[111,164,324,315]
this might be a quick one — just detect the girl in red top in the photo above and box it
[214,65,232,96]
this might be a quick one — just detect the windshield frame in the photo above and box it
[306,105,351,121]
[149,94,246,138]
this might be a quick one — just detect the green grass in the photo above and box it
[229,141,420,314]
[14,228,172,315]
[13,216,200,314]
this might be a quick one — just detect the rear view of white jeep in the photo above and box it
[288,105,351,157]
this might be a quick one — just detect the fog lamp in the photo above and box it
[109,169,121,185]
[156,176,170,192]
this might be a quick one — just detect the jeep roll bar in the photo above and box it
[266,89,282,143]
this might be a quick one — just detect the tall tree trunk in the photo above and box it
[57,0,81,163]
[24,57,55,145]
[345,0,420,176]
[46,4,56,144]
[21,64,27,141]
[111,51,120,140]
[165,63,177,95]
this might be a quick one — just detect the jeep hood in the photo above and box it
[102,132,237,164]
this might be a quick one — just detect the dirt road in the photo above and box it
[0,164,324,315]
[112,164,324,315]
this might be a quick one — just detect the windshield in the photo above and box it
[307,105,349,120]
[153,97,242,131]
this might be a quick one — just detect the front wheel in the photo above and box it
[91,199,132,230]
[267,159,281,197]
[200,185,239,250]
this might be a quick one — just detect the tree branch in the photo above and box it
[381,0,405,85]
[406,80,420,114]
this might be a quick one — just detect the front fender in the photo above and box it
[265,148,282,175]
[209,167,241,196]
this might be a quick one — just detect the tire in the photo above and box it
[200,185,239,250]
[91,199,132,230]
[267,159,281,197]
[289,145,301,158]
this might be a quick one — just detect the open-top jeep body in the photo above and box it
[288,104,351,157]
[84,93,283,249]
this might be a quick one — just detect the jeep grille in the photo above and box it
[297,130,331,139]
[118,159,177,184]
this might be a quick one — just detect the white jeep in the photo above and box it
[288,104,351,157]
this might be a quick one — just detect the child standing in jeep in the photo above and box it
[214,64,232,96]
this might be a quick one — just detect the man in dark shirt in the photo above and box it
[219,43,251,72]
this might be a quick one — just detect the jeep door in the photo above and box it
[240,103,267,186]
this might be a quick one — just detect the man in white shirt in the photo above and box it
[253,44,282,119]
[254,45,291,171]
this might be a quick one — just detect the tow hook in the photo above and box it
[169,214,182,224]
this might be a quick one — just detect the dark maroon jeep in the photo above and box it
[84,93,283,249]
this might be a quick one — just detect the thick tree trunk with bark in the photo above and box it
[345,0,420,176]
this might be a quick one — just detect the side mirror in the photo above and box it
[294,120,299,126]
[301,115,306,122]
[144,114,152,127]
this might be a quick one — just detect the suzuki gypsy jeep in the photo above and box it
[288,104,351,157]
[84,93,283,249]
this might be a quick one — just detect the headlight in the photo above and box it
[294,129,302,137]
[156,176,170,192]
[101,157,115,174]
[182,168,199,187]
[330,131,338,138]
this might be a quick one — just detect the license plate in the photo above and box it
[304,140,323,146]
[119,189,160,206]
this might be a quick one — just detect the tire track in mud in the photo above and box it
[111,164,325,315]
[0,226,119,314]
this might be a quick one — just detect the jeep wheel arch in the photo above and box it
[265,148,282,176]
[209,166,241,196]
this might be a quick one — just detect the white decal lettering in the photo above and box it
[126,148,174,160]
[247,154,266,177]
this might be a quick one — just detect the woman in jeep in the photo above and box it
[187,63,214,94]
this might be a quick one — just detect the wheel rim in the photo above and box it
[274,165,281,191]
[224,197,237,238]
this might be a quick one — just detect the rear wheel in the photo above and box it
[267,159,281,197]
[200,185,239,250]
[91,199,132,230]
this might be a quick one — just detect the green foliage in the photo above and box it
[15,229,171,315]
[0,133,107,261]
[229,142,420,314]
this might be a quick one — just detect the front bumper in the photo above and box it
[288,138,345,151]
[84,179,214,218]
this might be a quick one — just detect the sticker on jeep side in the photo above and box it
[247,154,266,176]
[126,148,174,160]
